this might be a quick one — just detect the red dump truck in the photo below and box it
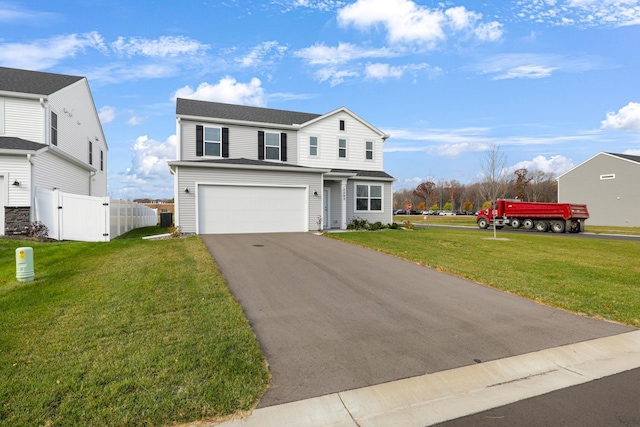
[476,199,589,233]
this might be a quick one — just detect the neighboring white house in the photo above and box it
[0,66,108,235]
[557,152,640,227]
[168,99,395,234]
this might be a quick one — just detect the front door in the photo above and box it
[323,188,330,229]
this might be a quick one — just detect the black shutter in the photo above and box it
[196,125,203,157]
[222,127,229,158]
[280,132,287,162]
[258,131,265,160]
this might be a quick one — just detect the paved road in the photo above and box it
[436,367,640,427]
[200,233,632,408]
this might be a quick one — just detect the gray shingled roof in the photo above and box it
[331,168,395,179]
[608,152,640,164]
[177,158,314,168]
[0,67,84,95]
[176,98,321,126]
[0,136,47,151]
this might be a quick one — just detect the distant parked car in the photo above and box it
[438,210,455,216]
[393,209,406,215]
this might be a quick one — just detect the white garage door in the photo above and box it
[198,185,307,234]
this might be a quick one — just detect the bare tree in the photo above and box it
[479,144,508,205]
[479,144,508,238]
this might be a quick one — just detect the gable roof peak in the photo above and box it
[0,66,84,96]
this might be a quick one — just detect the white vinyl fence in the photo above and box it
[34,188,157,242]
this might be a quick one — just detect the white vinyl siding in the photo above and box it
[297,111,385,171]
[0,97,5,135]
[0,156,30,207]
[346,181,392,224]
[174,166,322,233]
[3,98,44,143]
[31,151,91,196]
[180,121,297,163]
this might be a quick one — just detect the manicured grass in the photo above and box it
[329,228,640,328]
[0,227,269,426]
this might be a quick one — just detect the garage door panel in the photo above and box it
[199,185,306,234]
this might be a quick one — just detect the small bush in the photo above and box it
[389,222,400,229]
[402,220,414,229]
[347,217,369,230]
[25,221,48,238]
[369,221,384,231]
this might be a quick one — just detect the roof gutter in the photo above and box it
[0,90,47,100]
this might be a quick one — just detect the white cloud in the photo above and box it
[236,41,288,68]
[364,62,442,81]
[516,0,640,27]
[290,0,346,11]
[336,0,502,46]
[601,102,640,130]
[0,3,60,24]
[98,106,116,124]
[172,76,266,106]
[294,42,396,65]
[111,36,209,57]
[506,155,575,176]
[127,114,144,126]
[0,32,106,70]
[116,134,176,199]
[475,53,605,80]
[624,148,640,155]
[314,67,359,86]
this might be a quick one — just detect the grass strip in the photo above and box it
[328,228,639,328]
[0,227,269,426]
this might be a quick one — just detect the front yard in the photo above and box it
[0,227,269,426]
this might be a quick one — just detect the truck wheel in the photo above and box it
[523,219,535,230]
[477,218,489,229]
[511,219,521,229]
[551,221,566,233]
[535,220,549,232]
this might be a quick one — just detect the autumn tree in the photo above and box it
[413,181,436,211]
[513,168,532,200]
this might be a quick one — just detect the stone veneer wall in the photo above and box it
[5,207,31,235]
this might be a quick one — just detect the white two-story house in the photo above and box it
[168,99,394,234]
[0,67,108,235]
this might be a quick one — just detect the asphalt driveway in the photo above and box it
[200,233,631,408]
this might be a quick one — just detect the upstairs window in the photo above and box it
[339,120,345,131]
[338,138,347,158]
[51,112,58,146]
[258,131,287,161]
[204,126,222,156]
[309,136,318,156]
[265,132,280,160]
[365,141,373,160]
[196,125,229,157]
[356,184,383,211]
[88,140,93,165]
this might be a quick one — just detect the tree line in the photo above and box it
[395,145,559,212]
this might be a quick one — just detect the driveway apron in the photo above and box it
[200,233,631,408]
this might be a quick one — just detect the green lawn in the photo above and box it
[0,227,269,426]
[329,228,640,328]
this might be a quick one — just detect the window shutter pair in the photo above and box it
[257,131,287,161]
[196,125,229,157]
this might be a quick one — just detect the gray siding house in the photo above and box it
[168,99,394,234]
[0,67,108,235]
[557,152,640,227]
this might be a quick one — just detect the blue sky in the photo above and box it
[1,0,639,199]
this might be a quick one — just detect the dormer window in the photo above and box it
[339,120,345,131]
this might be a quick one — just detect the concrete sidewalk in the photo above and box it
[199,330,640,427]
